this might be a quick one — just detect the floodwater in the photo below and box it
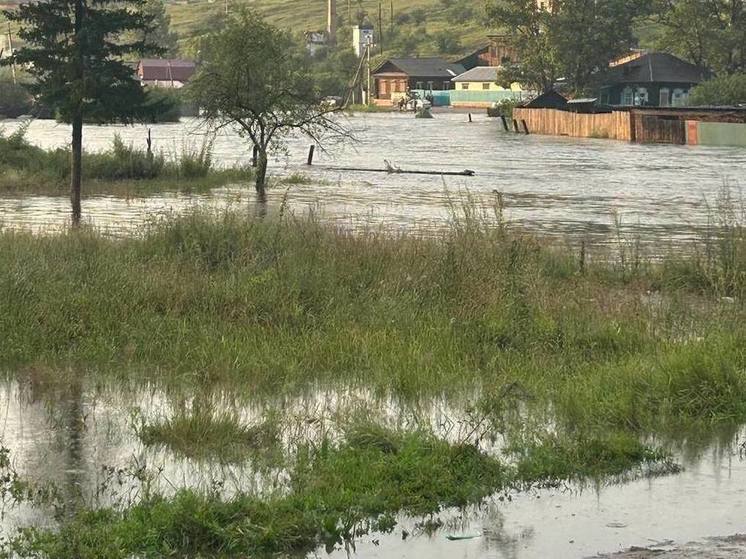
[2,113,746,557]
[0,378,745,559]
[1,112,744,245]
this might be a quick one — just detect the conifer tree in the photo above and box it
[3,0,160,224]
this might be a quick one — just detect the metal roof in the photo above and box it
[138,59,196,82]
[373,57,465,78]
[603,53,710,85]
[451,66,500,82]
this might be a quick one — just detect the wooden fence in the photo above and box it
[513,108,632,141]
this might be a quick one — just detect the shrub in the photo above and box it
[689,73,746,106]
[0,72,33,118]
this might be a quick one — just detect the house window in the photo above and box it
[672,88,688,107]
[415,81,423,90]
[443,81,451,90]
[621,87,634,105]
[635,87,648,106]
[426,81,434,90]
[482,83,490,90]
[461,83,469,90]
[659,87,670,107]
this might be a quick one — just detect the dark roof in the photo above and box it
[372,57,465,78]
[452,66,499,82]
[603,53,710,85]
[138,59,196,82]
[523,90,567,109]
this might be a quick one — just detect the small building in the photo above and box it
[352,22,374,57]
[137,59,196,88]
[456,35,521,71]
[599,52,711,107]
[305,31,328,57]
[372,57,465,106]
[522,90,568,109]
[450,66,525,108]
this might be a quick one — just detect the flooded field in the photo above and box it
[1,112,744,245]
[1,379,745,559]
[1,112,745,558]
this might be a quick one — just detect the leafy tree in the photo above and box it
[140,0,179,57]
[3,0,159,224]
[689,73,746,105]
[0,69,32,118]
[487,0,651,94]
[653,0,746,75]
[189,11,350,196]
[432,30,462,54]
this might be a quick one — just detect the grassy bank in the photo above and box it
[0,206,744,556]
[0,126,251,196]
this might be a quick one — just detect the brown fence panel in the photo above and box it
[513,109,632,141]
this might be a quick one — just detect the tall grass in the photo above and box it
[0,207,743,429]
[0,126,248,193]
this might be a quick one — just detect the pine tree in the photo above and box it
[2,0,160,224]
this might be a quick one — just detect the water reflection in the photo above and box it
[0,376,745,558]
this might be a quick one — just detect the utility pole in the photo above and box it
[367,41,371,105]
[7,22,16,84]
[378,0,383,55]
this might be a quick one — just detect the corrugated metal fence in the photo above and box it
[513,108,632,141]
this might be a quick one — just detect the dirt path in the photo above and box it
[597,535,746,558]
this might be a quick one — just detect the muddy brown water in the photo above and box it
[0,112,744,246]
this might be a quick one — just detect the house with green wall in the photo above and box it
[599,52,711,107]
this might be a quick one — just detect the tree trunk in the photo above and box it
[254,148,268,196]
[71,113,83,226]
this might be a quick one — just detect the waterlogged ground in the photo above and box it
[0,112,744,245]
[1,378,745,558]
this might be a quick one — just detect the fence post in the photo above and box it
[306,145,315,165]
[521,120,529,134]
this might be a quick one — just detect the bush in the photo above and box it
[689,73,746,106]
[0,73,33,118]
[85,135,165,180]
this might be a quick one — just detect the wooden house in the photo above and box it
[599,52,711,107]
[372,57,465,105]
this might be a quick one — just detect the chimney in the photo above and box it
[327,0,337,46]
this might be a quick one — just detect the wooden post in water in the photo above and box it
[500,116,509,131]
[252,145,258,167]
[468,113,472,123]
[579,240,586,274]
[512,119,520,132]
[146,128,152,159]
[521,120,529,134]
[307,145,315,165]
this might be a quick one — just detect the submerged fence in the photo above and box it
[513,108,632,141]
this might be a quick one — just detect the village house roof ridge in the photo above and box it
[373,57,466,78]
[604,52,711,85]
[451,66,501,82]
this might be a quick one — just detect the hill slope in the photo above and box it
[165,0,492,60]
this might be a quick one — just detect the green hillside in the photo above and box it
[166,0,493,60]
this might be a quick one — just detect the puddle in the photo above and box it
[0,377,744,558]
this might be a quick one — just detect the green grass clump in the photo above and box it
[0,127,249,195]
[138,409,280,463]
[5,425,509,558]
[510,433,678,484]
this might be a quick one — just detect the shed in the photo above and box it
[522,90,567,109]
[137,59,196,88]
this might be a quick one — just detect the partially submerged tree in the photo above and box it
[188,10,349,196]
[3,0,160,224]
